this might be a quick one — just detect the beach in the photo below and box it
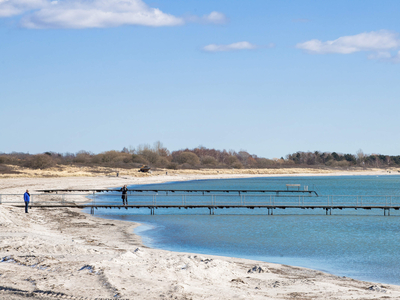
[1,172,400,299]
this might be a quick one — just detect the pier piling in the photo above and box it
[384,208,391,216]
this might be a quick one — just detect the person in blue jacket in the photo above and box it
[24,190,30,213]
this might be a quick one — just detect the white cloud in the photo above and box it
[296,30,400,54]
[0,0,226,29]
[0,0,47,17]
[20,0,184,28]
[203,41,258,52]
[202,11,227,24]
[184,11,227,25]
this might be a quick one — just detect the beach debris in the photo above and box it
[247,265,267,273]
[367,285,387,293]
[201,258,213,264]
[231,278,245,284]
[1,255,50,272]
[1,256,16,263]
[79,265,95,273]
[268,281,283,288]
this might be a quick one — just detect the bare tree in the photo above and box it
[356,149,365,165]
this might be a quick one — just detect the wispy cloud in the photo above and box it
[0,0,225,29]
[203,41,259,52]
[296,30,400,63]
[367,50,400,63]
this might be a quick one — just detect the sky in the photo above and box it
[1,0,400,158]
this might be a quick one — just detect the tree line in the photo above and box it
[286,150,399,168]
[0,142,399,170]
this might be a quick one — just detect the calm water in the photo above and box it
[89,176,400,285]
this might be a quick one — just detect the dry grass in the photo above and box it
[0,164,399,178]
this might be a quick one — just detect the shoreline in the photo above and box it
[1,174,400,299]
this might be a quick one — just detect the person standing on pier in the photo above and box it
[121,185,128,205]
[24,190,30,213]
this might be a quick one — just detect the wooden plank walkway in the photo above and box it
[11,203,400,216]
[37,188,319,196]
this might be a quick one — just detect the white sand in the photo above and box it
[1,173,400,299]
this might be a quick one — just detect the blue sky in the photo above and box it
[1,0,400,158]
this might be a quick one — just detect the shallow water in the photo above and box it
[90,175,400,285]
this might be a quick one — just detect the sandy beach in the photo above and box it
[1,164,399,179]
[1,172,400,299]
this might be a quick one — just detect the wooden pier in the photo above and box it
[37,188,319,196]
[3,188,400,216]
[9,203,400,216]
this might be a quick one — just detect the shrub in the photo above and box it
[24,154,55,169]
[100,151,120,163]
[91,155,102,164]
[247,157,258,167]
[201,156,218,166]
[255,158,273,168]
[122,156,132,164]
[73,151,92,164]
[231,162,243,169]
[180,163,197,169]
[132,154,149,165]
[337,160,350,167]
[166,162,178,169]
[284,159,296,166]
[0,155,7,164]
[140,149,159,165]
[326,160,350,167]
[156,157,170,167]
[174,152,200,166]
[226,155,240,166]
[0,164,20,174]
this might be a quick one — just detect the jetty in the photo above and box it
[1,188,400,216]
[36,188,318,196]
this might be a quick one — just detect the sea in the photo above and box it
[86,175,400,285]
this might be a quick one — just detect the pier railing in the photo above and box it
[1,193,400,208]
